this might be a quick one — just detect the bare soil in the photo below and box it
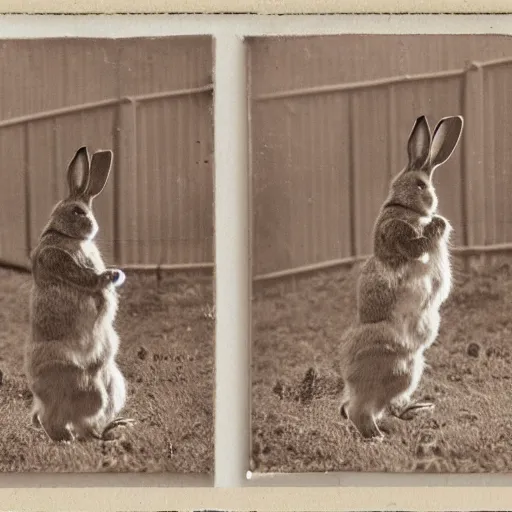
[0,268,214,473]
[251,257,512,473]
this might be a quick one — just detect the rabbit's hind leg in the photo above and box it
[38,404,74,442]
[345,398,383,440]
[30,394,44,427]
[30,367,95,443]
[343,380,386,440]
[340,385,351,419]
[66,375,109,441]
[100,362,134,439]
[70,385,108,440]
[344,356,415,439]
[73,417,103,441]
[389,352,433,420]
[103,361,127,423]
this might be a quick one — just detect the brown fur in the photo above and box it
[340,115,464,439]
[25,147,128,442]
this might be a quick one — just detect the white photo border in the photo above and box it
[0,12,512,511]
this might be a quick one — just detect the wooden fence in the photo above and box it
[0,36,214,272]
[0,84,214,271]
[250,54,512,280]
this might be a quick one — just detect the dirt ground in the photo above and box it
[0,267,214,473]
[251,256,512,473]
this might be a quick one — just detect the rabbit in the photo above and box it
[339,115,464,439]
[25,146,133,442]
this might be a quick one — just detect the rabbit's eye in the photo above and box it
[72,206,86,216]
[417,180,427,190]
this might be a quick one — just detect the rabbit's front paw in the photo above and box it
[102,269,126,288]
[425,215,447,239]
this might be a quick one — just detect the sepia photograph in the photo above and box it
[249,34,512,473]
[0,36,214,473]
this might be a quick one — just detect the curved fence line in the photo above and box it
[253,57,512,102]
[0,84,214,129]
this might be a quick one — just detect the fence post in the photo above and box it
[112,101,122,266]
[130,100,138,265]
[115,98,138,267]
[347,92,358,259]
[23,122,31,262]
[461,61,485,268]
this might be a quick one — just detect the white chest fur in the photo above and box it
[417,216,433,263]
[418,215,432,227]
[81,240,106,271]
[418,252,430,264]
[396,274,433,315]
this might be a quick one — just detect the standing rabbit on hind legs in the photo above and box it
[25,146,134,442]
[340,115,464,440]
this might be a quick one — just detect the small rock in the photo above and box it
[467,343,480,358]
[137,346,148,360]
[272,381,284,399]
[121,440,133,453]
[274,426,284,436]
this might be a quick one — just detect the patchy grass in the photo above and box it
[0,267,214,473]
[251,257,512,473]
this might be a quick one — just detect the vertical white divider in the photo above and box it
[214,32,250,487]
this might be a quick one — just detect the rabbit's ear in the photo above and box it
[86,150,113,200]
[67,147,90,197]
[429,116,464,173]
[407,115,431,171]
